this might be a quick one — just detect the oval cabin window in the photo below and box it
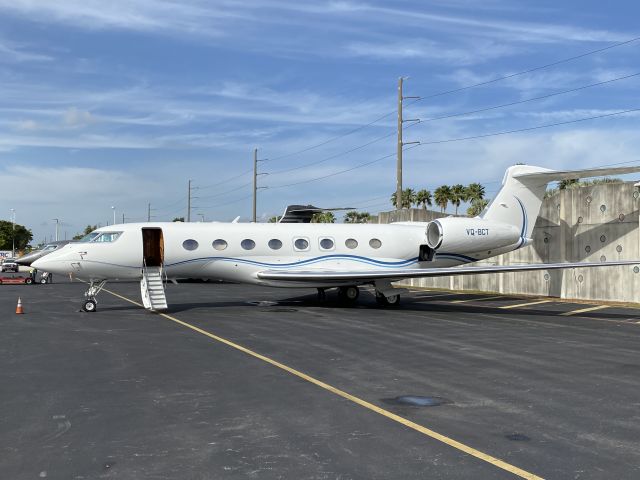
[345,238,358,249]
[319,238,334,250]
[294,238,309,251]
[212,239,227,251]
[241,239,256,250]
[369,238,382,249]
[182,239,199,251]
[268,239,283,250]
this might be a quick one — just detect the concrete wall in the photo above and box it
[377,182,640,302]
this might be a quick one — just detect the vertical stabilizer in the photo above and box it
[481,165,551,242]
[482,163,640,242]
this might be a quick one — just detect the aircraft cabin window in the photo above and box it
[93,232,122,243]
[241,239,256,250]
[43,245,57,251]
[212,239,228,251]
[345,238,358,249]
[182,239,199,251]
[319,238,334,250]
[294,238,309,251]
[369,238,382,249]
[268,239,283,250]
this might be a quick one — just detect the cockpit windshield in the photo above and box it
[78,231,122,243]
[94,232,122,243]
[78,232,101,242]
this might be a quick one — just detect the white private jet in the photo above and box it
[33,164,640,312]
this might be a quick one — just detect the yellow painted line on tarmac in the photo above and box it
[104,287,544,480]
[451,295,504,304]
[499,300,552,310]
[560,305,609,316]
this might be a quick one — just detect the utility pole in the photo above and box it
[53,218,59,241]
[395,77,420,210]
[187,180,192,222]
[253,149,258,223]
[122,213,125,224]
[10,208,15,258]
[252,149,268,223]
[147,203,151,222]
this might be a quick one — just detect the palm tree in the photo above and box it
[403,188,416,209]
[465,183,485,203]
[450,184,466,215]
[345,211,371,223]
[390,188,417,209]
[467,198,489,217]
[268,216,281,223]
[311,212,336,223]
[434,185,451,213]
[415,189,432,210]
[559,178,579,190]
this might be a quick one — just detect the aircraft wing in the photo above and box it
[257,260,640,283]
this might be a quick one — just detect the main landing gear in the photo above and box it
[82,280,107,312]
[316,285,400,307]
[317,286,360,303]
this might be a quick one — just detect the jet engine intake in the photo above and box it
[425,218,521,254]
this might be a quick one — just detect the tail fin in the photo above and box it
[482,164,640,240]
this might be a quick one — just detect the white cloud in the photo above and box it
[63,107,95,128]
[345,39,518,65]
[0,38,52,63]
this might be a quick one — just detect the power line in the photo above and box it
[420,71,640,123]
[414,35,640,102]
[197,168,253,190]
[417,108,640,146]
[266,108,639,189]
[262,34,640,167]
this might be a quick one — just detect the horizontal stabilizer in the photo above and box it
[513,165,640,183]
[257,260,640,283]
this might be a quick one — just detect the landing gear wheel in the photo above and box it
[40,278,48,284]
[376,292,400,307]
[317,288,327,301]
[82,299,97,313]
[338,286,360,302]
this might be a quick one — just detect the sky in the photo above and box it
[0,0,639,244]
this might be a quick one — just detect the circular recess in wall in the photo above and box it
[544,273,550,281]
[585,245,591,253]
[634,266,639,274]
[586,196,593,204]
[577,216,583,223]
[619,213,625,221]
[616,245,623,253]
[600,235,606,243]
[577,275,584,283]
[543,237,549,243]
[600,255,607,262]
[634,191,640,199]
[600,204,606,213]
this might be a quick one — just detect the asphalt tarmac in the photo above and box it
[1,280,639,479]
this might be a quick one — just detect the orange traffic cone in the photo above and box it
[16,297,23,314]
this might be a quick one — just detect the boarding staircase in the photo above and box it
[141,262,168,311]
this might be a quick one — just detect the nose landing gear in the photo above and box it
[82,280,107,312]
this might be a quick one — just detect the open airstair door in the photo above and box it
[140,228,167,312]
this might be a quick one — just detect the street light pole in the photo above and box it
[53,218,59,241]
[111,206,115,225]
[10,208,15,258]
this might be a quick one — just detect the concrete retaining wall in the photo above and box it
[377,182,640,303]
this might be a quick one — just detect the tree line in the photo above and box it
[390,183,488,216]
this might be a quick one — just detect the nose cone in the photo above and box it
[31,256,48,269]
[16,251,43,266]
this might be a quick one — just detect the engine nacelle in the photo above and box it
[426,217,521,254]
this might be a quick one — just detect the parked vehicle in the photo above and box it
[1,259,19,273]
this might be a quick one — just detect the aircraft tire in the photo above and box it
[82,299,97,313]
[375,292,400,307]
[339,286,359,302]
